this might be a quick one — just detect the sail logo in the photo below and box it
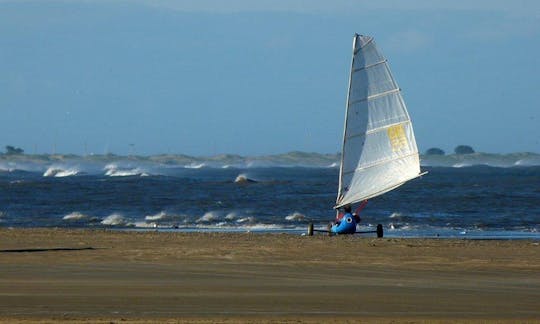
[387,124,408,152]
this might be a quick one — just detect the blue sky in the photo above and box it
[1,0,539,155]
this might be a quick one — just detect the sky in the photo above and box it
[1,0,539,156]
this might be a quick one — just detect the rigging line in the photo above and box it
[353,60,387,73]
[348,88,400,106]
[342,151,419,176]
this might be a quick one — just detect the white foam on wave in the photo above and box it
[225,212,238,220]
[234,173,257,183]
[327,162,339,168]
[184,163,206,169]
[285,212,305,221]
[43,165,80,177]
[63,212,89,220]
[236,216,255,224]
[101,213,130,226]
[0,163,15,172]
[514,158,540,166]
[145,211,169,221]
[245,223,282,230]
[191,222,284,232]
[144,211,184,223]
[452,163,472,168]
[104,164,149,177]
[389,212,402,219]
[197,211,220,223]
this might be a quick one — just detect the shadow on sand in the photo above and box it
[0,247,95,253]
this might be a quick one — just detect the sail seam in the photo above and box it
[349,88,400,106]
[353,60,387,73]
[342,151,418,176]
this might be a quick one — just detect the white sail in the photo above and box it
[336,34,422,208]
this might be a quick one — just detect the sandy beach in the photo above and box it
[0,228,539,323]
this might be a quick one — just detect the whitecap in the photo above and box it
[133,221,151,228]
[236,217,255,223]
[145,211,169,221]
[43,166,79,177]
[144,211,183,223]
[514,158,540,166]
[197,211,219,223]
[63,212,89,221]
[105,168,148,177]
[285,212,305,221]
[185,163,206,169]
[244,223,282,230]
[452,163,471,168]
[101,213,129,226]
[234,173,256,183]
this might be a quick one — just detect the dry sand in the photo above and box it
[0,228,539,323]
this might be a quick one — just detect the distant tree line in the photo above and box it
[4,145,24,155]
[424,145,475,155]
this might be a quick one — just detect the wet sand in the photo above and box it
[0,228,539,323]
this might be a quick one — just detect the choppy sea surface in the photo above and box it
[1,152,539,239]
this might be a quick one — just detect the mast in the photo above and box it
[336,34,358,208]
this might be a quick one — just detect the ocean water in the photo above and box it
[0,154,539,239]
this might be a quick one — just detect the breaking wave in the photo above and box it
[63,212,89,220]
[44,165,80,177]
[196,211,220,223]
[101,213,131,226]
[234,173,257,183]
[104,163,150,177]
[184,163,206,169]
[285,212,306,221]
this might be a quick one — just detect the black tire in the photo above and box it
[376,224,384,238]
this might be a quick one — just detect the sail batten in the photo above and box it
[353,59,387,72]
[336,34,422,208]
[348,88,400,105]
[345,120,411,141]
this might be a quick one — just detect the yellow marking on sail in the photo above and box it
[387,124,408,151]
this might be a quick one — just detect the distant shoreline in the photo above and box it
[2,151,539,168]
